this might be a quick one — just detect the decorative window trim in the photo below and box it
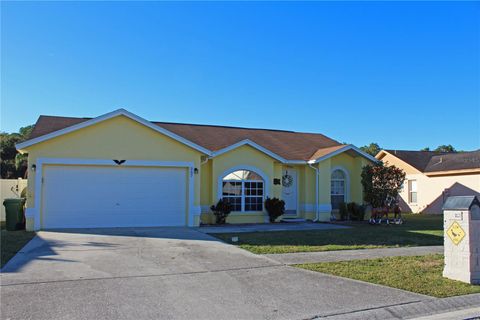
[330,166,350,206]
[217,165,269,213]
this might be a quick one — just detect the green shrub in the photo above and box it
[346,202,367,221]
[347,202,356,220]
[339,202,348,221]
[210,199,232,224]
[265,197,285,223]
[356,205,367,221]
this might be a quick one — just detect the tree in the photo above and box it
[434,144,456,153]
[360,143,381,157]
[361,162,406,208]
[0,124,34,178]
[420,147,430,151]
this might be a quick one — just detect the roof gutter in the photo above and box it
[307,161,319,222]
[425,168,480,176]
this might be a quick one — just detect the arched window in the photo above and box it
[331,169,346,210]
[222,170,264,212]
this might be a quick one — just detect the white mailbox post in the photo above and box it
[443,196,480,284]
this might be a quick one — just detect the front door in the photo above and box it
[281,168,297,216]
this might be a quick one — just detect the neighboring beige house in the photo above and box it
[376,150,480,214]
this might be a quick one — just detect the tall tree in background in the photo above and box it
[0,125,34,178]
[420,145,457,152]
[360,143,381,157]
[434,144,456,152]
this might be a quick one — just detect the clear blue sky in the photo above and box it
[2,1,479,151]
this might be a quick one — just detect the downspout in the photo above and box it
[308,162,319,222]
[196,155,212,226]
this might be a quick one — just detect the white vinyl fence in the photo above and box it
[1,179,28,221]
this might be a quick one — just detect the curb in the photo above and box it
[316,293,480,319]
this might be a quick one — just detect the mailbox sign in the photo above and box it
[446,221,466,245]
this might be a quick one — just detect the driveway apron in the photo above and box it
[1,227,429,320]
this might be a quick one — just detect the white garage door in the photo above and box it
[42,165,187,229]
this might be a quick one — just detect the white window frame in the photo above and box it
[222,179,264,212]
[221,180,242,211]
[331,174,345,196]
[217,165,269,213]
[330,166,350,209]
[408,180,418,204]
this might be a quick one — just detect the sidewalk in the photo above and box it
[264,246,444,265]
[319,293,480,320]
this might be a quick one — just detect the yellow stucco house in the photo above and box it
[17,109,376,231]
[376,149,480,214]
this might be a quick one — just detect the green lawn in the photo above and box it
[210,214,443,254]
[296,254,480,298]
[1,222,36,268]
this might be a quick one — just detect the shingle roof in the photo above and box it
[384,150,448,171]
[384,149,480,173]
[309,145,347,161]
[29,115,342,161]
[425,151,480,172]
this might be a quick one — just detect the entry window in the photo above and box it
[331,169,346,210]
[408,180,417,203]
[222,170,264,212]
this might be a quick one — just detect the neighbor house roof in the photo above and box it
[377,149,480,174]
[424,150,480,173]
[23,110,373,162]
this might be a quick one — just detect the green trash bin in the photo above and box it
[3,198,26,231]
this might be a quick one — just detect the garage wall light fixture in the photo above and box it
[31,164,36,172]
[194,168,199,174]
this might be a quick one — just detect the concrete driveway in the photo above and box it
[1,227,429,320]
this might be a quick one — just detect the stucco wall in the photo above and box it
[379,152,480,214]
[23,116,372,226]
[329,153,368,203]
[399,173,480,214]
[203,145,276,224]
[296,154,370,221]
[379,152,421,175]
[200,160,212,207]
[23,115,203,228]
